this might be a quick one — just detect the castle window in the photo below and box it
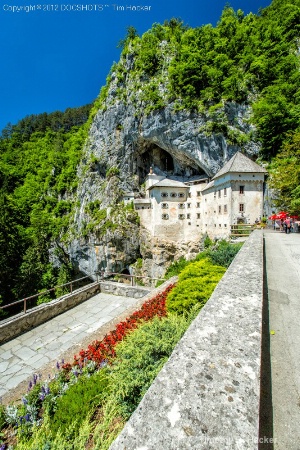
[224,188,227,196]
[187,213,191,219]
[178,214,185,220]
[214,191,216,198]
[218,190,221,198]
[239,203,245,212]
[178,192,185,198]
[188,192,191,198]
[219,224,222,227]
[197,213,201,219]
[197,191,201,197]
[197,202,201,208]
[239,186,244,194]
[161,192,168,198]
[170,192,177,198]
[224,224,227,227]
[224,204,228,213]
[178,203,185,209]
[218,205,221,214]
[162,214,169,220]
[187,203,191,208]
[161,203,169,209]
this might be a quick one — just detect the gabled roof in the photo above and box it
[148,178,189,190]
[213,152,267,180]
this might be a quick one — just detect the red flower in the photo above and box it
[67,283,175,370]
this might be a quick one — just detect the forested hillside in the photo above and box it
[0,0,299,307]
[0,105,93,306]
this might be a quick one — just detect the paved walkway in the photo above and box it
[1,232,300,449]
[0,292,145,401]
[264,229,300,450]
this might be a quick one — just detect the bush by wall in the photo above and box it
[166,258,226,315]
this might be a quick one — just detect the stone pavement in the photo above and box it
[264,229,300,450]
[0,291,145,401]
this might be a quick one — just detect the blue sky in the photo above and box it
[0,0,271,133]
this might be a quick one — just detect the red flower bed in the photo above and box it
[63,283,175,370]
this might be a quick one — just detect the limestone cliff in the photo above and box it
[68,29,261,281]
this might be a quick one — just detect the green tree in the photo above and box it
[268,131,300,212]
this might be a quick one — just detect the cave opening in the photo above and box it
[134,143,207,184]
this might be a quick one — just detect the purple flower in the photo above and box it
[56,361,60,370]
[0,443,6,450]
[22,397,28,405]
[33,374,38,385]
[25,414,31,422]
[100,360,108,368]
[28,381,33,391]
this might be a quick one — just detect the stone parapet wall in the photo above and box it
[99,281,152,298]
[110,230,264,450]
[0,283,101,344]
[0,282,152,345]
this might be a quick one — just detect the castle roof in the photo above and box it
[213,152,267,180]
[148,178,189,190]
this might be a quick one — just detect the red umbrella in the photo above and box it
[290,215,300,220]
[277,211,288,219]
[269,214,277,220]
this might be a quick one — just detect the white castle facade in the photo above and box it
[131,152,267,240]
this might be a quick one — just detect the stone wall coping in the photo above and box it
[0,281,155,345]
[110,230,263,450]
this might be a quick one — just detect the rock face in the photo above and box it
[68,51,260,281]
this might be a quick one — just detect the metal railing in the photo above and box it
[0,276,92,317]
[96,272,165,288]
[230,224,256,237]
[0,272,166,321]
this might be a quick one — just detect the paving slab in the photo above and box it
[0,291,148,401]
[264,229,300,450]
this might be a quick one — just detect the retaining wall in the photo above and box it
[110,230,264,450]
[0,282,152,344]
[99,281,151,298]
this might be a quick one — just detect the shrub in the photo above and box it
[108,314,189,419]
[166,258,226,315]
[106,167,120,179]
[164,257,190,278]
[0,404,6,430]
[50,370,109,437]
[206,240,243,268]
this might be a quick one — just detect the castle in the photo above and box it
[132,152,267,240]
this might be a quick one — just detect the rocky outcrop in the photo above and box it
[67,46,261,281]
